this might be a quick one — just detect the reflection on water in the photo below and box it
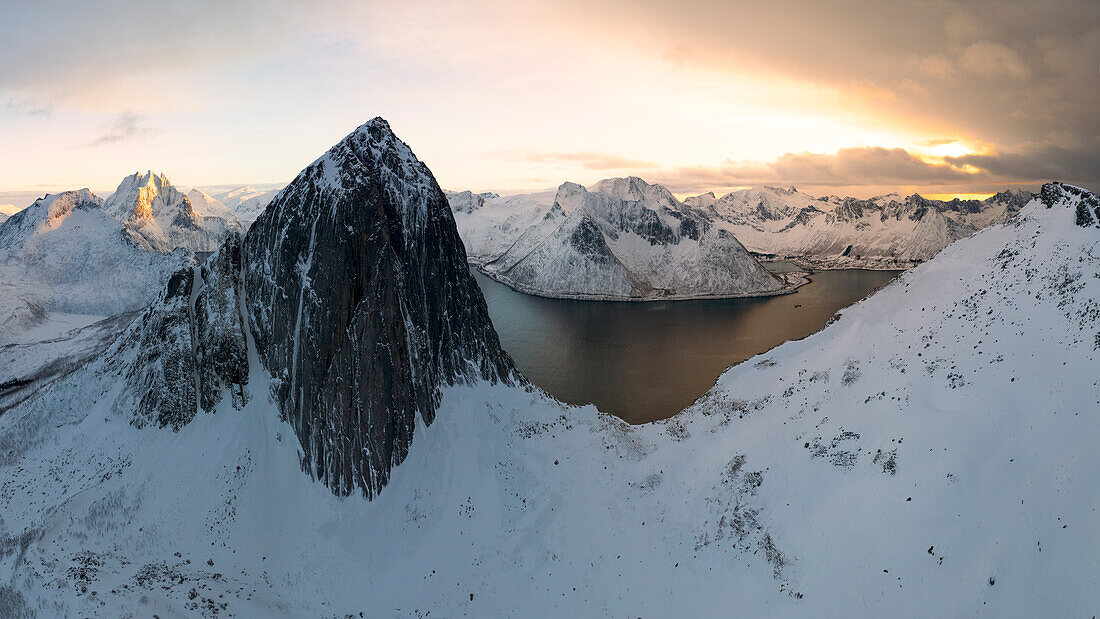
[473,265,901,424]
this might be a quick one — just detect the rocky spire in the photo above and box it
[242,117,515,497]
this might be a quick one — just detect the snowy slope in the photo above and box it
[471,177,789,300]
[186,188,241,223]
[0,182,1096,616]
[0,190,189,343]
[209,185,282,223]
[104,171,244,252]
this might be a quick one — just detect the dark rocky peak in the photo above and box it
[987,188,1034,211]
[1040,182,1100,228]
[105,118,513,500]
[243,117,515,497]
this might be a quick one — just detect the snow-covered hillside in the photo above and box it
[104,171,244,252]
[1,176,1096,616]
[0,190,189,343]
[207,185,282,223]
[686,185,1032,268]
[452,177,790,300]
[446,188,556,263]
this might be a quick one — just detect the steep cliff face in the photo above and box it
[108,234,249,430]
[242,118,514,496]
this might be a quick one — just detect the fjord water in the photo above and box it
[473,266,901,423]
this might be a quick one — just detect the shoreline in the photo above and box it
[470,262,813,302]
[754,255,921,272]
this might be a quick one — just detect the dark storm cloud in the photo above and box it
[948,142,1100,187]
[651,147,974,192]
[561,0,1100,188]
[649,144,1100,196]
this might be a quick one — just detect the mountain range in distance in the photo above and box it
[448,179,1034,300]
[0,173,281,343]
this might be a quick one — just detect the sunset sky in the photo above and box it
[1,0,1097,206]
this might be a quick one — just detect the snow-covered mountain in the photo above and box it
[103,171,244,252]
[186,188,241,223]
[0,189,189,342]
[452,177,790,300]
[448,180,1031,298]
[243,117,514,496]
[685,185,1033,268]
[1,110,1096,616]
[446,188,555,263]
[209,185,282,223]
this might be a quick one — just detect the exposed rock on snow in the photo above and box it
[1041,181,1100,228]
[104,171,244,252]
[106,233,250,430]
[454,177,788,300]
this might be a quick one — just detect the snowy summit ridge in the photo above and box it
[103,170,243,252]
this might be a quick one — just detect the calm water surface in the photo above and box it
[473,265,901,424]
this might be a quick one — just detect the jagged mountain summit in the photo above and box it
[687,185,1033,268]
[454,176,790,300]
[243,117,515,496]
[103,171,244,252]
[451,181,1034,280]
[0,189,189,341]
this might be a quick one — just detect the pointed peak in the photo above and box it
[342,117,398,144]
